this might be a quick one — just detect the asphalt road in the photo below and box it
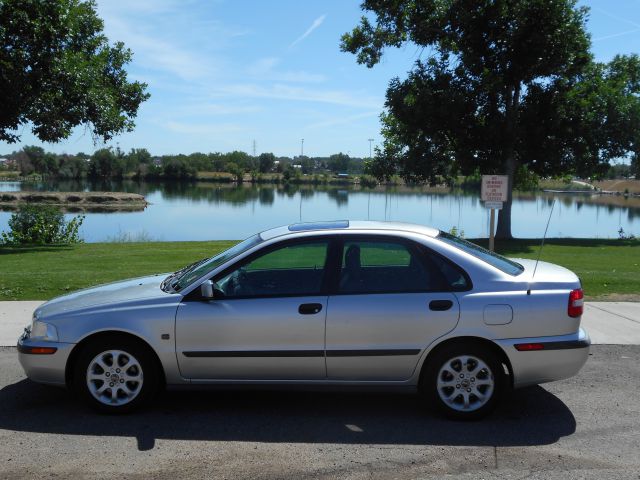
[0,345,639,480]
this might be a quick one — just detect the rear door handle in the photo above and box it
[298,303,323,315]
[429,300,453,311]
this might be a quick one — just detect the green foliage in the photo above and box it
[328,153,350,173]
[88,148,124,178]
[358,175,378,188]
[162,157,197,180]
[0,0,149,143]
[632,154,639,178]
[282,167,292,183]
[618,228,636,240]
[448,226,465,239]
[1,205,84,245]
[124,148,152,173]
[225,162,244,183]
[58,154,88,179]
[606,163,633,179]
[460,168,482,190]
[342,0,640,238]
[258,153,276,173]
[513,165,540,191]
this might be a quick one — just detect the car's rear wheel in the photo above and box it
[420,343,505,420]
[73,337,159,413]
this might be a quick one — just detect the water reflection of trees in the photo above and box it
[11,179,640,220]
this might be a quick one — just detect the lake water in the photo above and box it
[1,180,639,241]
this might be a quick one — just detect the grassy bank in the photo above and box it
[1,238,638,301]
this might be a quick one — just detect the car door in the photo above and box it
[325,236,463,381]
[175,238,331,380]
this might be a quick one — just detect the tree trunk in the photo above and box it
[495,83,520,240]
[495,154,516,239]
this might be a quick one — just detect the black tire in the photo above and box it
[419,343,505,420]
[73,336,160,413]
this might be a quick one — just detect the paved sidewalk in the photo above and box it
[1,300,639,346]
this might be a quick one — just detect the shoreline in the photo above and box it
[0,191,147,212]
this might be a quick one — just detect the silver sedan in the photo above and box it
[17,221,590,419]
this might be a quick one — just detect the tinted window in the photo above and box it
[215,241,329,298]
[437,231,523,276]
[338,240,446,294]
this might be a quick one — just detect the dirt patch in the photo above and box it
[0,191,147,212]
[594,179,640,194]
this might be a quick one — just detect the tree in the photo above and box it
[258,153,276,173]
[58,154,87,179]
[162,157,196,179]
[328,153,350,174]
[88,148,123,178]
[22,146,59,175]
[14,151,34,176]
[0,0,149,144]
[342,0,640,238]
[124,148,152,173]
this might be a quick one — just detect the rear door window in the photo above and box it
[338,239,448,294]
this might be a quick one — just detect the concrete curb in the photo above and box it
[1,300,640,347]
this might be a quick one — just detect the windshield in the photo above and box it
[168,234,263,292]
[437,231,524,276]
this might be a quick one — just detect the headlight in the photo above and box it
[30,317,58,342]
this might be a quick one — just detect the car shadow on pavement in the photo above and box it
[0,380,576,451]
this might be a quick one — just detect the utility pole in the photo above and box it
[368,138,374,159]
[301,138,304,157]
[252,140,256,157]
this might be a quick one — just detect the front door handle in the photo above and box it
[299,303,323,315]
[429,300,453,311]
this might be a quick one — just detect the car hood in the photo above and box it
[35,274,174,320]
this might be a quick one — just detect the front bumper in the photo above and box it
[17,330,74,386]
[496,327,591,388]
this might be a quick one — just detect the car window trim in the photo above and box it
[327,234,472,296]
[202,236,336,300]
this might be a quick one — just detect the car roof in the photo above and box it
[259,220,440,241]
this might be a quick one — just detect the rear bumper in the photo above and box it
[17,331,73,386]
[496,327,590,388]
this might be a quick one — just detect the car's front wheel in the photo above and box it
[421,343,505,420]
[73,337,160,413]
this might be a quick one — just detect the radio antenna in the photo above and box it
[532,199,556,280]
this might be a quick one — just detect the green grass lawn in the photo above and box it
[0,238,638,301]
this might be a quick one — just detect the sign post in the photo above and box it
[481,175,508,252]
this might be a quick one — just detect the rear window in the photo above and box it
[437,231,524,276]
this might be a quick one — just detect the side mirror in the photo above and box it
[200,280,214,299]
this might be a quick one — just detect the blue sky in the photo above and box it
[2,0,640,158]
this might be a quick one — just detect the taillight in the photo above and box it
[568,288,584,318]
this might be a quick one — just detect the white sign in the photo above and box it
[484,201,503,210]
[481,175,508,202]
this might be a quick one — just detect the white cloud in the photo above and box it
[289,14,327,49]
[164,121,243,135]
[305,111,380,130]
[218,83,383,109]
[95,0,235,82]
[247,57,326,83]
[172,103,262,117]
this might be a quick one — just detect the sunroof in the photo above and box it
[288,220,349,232]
